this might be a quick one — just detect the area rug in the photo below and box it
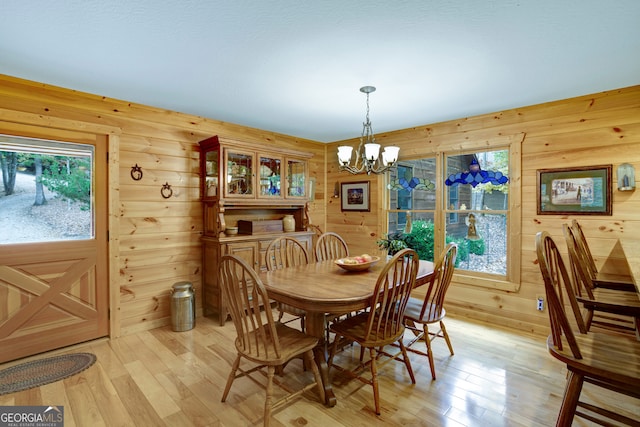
[0,352,96,395]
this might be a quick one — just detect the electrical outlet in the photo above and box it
[536,296,544,311]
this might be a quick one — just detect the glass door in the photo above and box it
[224,149,254,198]
[286,158,306,199]
[204,147,219,199]
[258,154,282,199]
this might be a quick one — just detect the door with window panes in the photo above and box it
[0,134,108,363]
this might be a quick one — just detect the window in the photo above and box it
[385,158,436,260]
[394,164,413,230]
[445,150,509,276]
[0,135,94,244]
[448,185,459,224]
[384,144,519,291]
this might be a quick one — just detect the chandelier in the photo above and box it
[337,86,400,175]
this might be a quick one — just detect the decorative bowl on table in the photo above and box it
[335,255,381,271]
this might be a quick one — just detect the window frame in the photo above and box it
[383,138,521,292]
[0,134,96,244]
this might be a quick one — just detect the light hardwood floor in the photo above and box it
[1,314,638,426]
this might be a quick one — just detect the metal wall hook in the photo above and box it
[161,182,173,199]
[130,164,143,181]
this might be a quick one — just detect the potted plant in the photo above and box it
[376,220,437,261]
[376,231,409,256]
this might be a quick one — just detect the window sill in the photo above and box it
[453,272,520,292]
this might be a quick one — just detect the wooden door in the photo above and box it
[0,134,109,363]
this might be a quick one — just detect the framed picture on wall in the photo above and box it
[341,181,370,212]
[536,165,612,215]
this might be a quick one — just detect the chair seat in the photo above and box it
[330,311,405,348]
[404,297,446,324]
[594,271,636,291]
[577,287,640,316]
[547,333,640,396]
[237,323,318,366]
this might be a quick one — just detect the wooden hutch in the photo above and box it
[199,135,314,325]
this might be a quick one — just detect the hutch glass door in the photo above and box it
[225,149,254,197]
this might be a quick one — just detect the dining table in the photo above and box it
[259,257,435,407]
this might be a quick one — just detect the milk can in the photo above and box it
[170,281,195,331]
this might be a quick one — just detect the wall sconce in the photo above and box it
[617,163,635,191]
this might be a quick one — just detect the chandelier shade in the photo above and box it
[338,86,400,175]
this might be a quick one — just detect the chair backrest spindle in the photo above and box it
[265,237,309,271]
[315,232,349,262]
[571,219,599,280]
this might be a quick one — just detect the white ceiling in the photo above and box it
[1,1,639,142]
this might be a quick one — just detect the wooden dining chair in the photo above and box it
[218,255,325,426]
[563,224,640,336]
[314,231,351,340]
[265,237,309,328]
[535,231,640,427]
[315,231,349,262]
[265,236,310,271]
[327,248,419,415]
[403,243,457,380]
[570,219,635,291]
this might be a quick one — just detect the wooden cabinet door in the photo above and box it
[285,157,308,199]
[257,153,283,200]
[224,148,255,199]
[225,241,259,271]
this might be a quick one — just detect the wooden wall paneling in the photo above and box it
[0,74,326,345]
[2,73,639,340]
[119,184,200,202]
[121,248,202,271]
[119,216,203,236]
[327,85,640,334]
[119,201,201,218]
[119,134,198,156]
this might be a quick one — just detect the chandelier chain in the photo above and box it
[362,90,374,144]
